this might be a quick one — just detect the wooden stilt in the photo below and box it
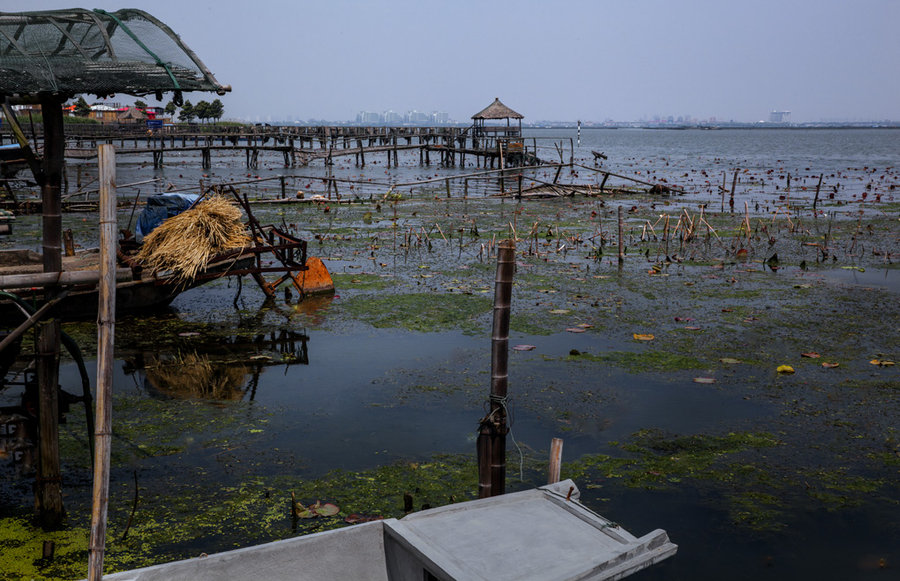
[88,144,117,581]
[35,94,65,530]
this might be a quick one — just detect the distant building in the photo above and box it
[90,104,119,123]
[383,110,403,124]
[406,110,430,124]
[357,111,382,124]
[769,110,791,123]
[117,106,147,124]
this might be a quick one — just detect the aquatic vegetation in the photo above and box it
[0,456,477,580]
[565,350,707,372]
[339,292,491,333]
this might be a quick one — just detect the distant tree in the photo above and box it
[208,99,224,123]
[178,101,195,123]
[73,96,91,117]
[134,99,148,110]
[164,101,177,116]
[194,100,210,123]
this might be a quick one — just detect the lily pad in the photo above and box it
[312,502,340,517]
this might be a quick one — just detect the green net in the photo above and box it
[0,8,228,99]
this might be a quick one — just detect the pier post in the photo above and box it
[36,94,65,529]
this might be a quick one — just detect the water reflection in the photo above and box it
[123,330,311,402]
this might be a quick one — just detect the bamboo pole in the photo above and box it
[0,268,131,290]
[88,145,117,581]
[477,239,516,498]
[618,206,625,263]
[548,438,564,484]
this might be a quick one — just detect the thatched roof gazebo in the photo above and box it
[471,98,523,138]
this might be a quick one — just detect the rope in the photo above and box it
[92,9,182,91]
[483,394,525,481]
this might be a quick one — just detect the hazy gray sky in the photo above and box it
[8,0,900,122]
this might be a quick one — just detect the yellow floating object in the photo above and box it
[777,365,795,374]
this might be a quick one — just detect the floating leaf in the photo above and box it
[685,326,702,331]
[577,323,594,328]
[566,327,586,333]
[633,333,655,341]
[821,362,840,369]
[294,505,315,519]
[719,357,742,364]
[549,309,570,314]
[674,317,695,322]
[870,359,895,367]
[313,502,340,517]
[693,377,716,384]
[513,344,536,351]
[777,365,795,374]
[801,352,821,358]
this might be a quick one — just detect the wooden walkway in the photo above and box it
[4,124,555,170]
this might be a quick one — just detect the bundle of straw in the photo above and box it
[135,196,249,284]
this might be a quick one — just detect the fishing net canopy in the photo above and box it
[0,8,229,101]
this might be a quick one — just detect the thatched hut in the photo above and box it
[471,97,523,138]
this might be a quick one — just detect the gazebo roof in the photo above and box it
[0,8,229,100]
[472,98,523,120]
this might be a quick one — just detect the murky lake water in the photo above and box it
[2,128,898,579]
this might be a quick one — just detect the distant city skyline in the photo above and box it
[10,0,899,125]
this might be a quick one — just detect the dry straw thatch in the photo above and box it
[136,196,249,284]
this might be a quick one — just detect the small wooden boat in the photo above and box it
[95,480,676,581]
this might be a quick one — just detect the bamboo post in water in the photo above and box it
[477,239,516,498]
[88,145,117,581]
[548,438,564,484]
[813,173,823,215]
[618,206,625,263]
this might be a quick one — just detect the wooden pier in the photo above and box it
[3,125,547,170]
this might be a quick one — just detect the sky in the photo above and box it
[6,0,900,123]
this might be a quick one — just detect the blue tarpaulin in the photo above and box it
[135,193,200,239]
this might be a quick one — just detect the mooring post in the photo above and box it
[477,239,516,498]
[813,173,823,215]
[548,438,564,484]
[618,205,625,263]
[36,94,65,529]
[88,144,117,581]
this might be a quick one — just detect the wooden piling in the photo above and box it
[548,438,563,484]
[477,239,516,498]
[813,173,823,214]
[618,206,625,263]
[36,94,65,529]
[729,169,738,213]
[88,145,117,581]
